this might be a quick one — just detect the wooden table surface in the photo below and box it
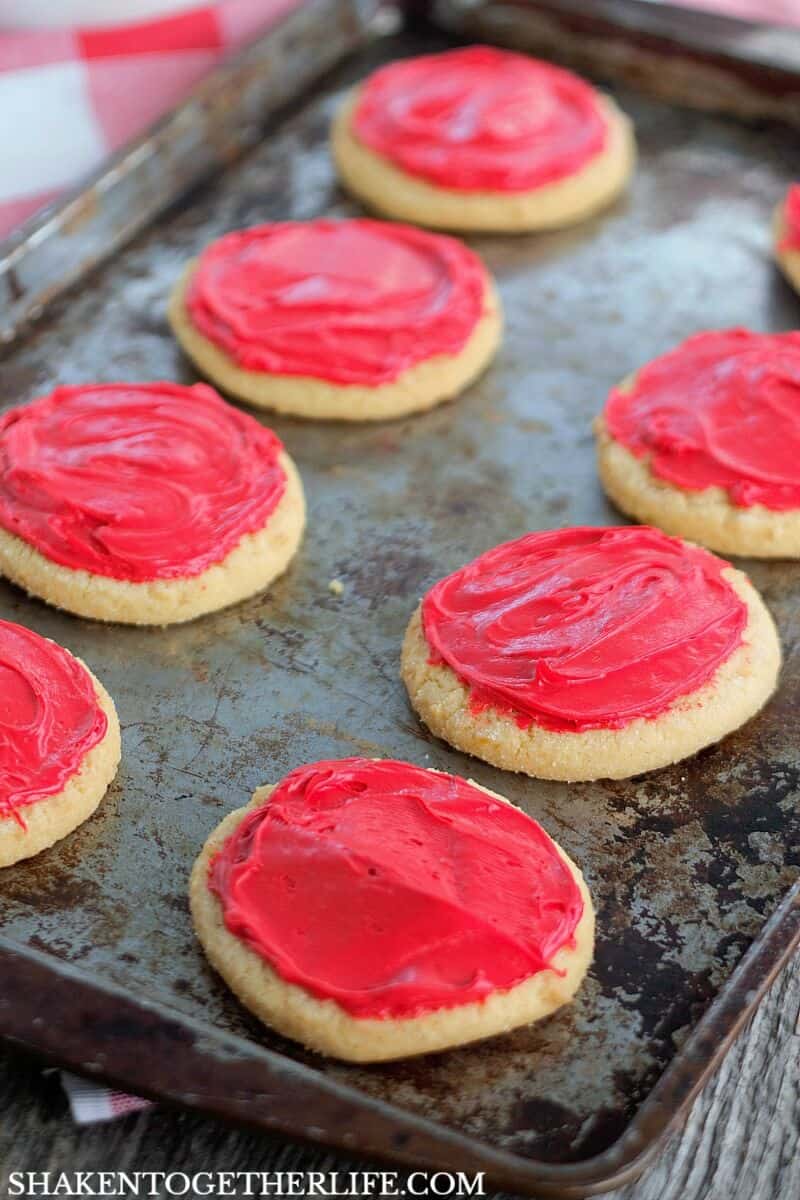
[1,949,797,1200]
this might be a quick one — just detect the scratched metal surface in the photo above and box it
[0,29,799,1168]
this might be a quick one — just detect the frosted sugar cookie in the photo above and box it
[190,757,593,1061]
[332,46,635,232]
[0,381,305,623]
[597,329,800,557]
[402,526,780,781]
[774,184,800,295]
[169,218,501,420]
[0,620,120,867]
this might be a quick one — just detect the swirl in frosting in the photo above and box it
[0,382,287,581]
[352,46,609,193]
[185,219,489,386]
[0,620,108,827]
[421,526,746,731]
[209,757,583,1019]
[605,330,800,510]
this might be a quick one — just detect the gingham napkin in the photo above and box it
[0,0,303,240]
[665,0,800,18]
[7,0,800,245]
[59,1072,154,1124]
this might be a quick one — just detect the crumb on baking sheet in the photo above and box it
[328,579,344,596]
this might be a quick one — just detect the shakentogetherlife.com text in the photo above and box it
[5,1170,487,1199]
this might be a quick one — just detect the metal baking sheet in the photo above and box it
[430,0,800,126]
[1,22,800,1198]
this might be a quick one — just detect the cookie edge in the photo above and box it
[595,407,800,558]
[0,450,305,625]
[0,656,121,867]
[168,262,502,421]
[401,565,781,782]
[189,777,594,1062]
[773,199,800,296]
[331,86,635,233]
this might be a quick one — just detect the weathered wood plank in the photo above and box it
[611,948,800,1200]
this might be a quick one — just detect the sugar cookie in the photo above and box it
[332,46,635,233]
[0,382,305,624]
[401,526,780,781]
[169,219,501,420]
[773,184,800,295]
[597,329,800,557]
[0,620,121,867]
[190,757,594,1061]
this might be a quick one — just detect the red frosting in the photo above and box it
[185,219,488,386]
[605,329,800,511]
[422,526,746,732]
[0,620,108,828]
[780,184,800,251]
[0,382,287,581]
[208,757,583,1019]
[351,46,609,193]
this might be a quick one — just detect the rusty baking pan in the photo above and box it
[3,880,798,1196]
[428,0,800,125]
[1,14,800,1199]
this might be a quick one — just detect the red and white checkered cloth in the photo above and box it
[59,1072,154,1124]
[0,0,303,241]
[653,0,800,19]
[4,0,800,244]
